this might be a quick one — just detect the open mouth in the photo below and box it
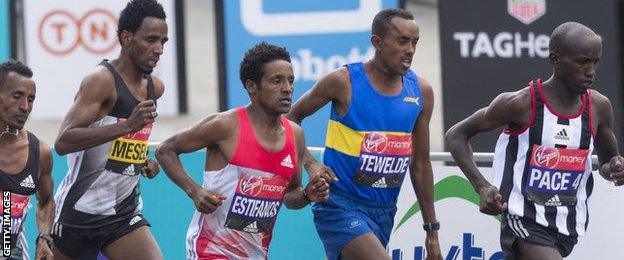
[279,97,292,105]
[147,57,160,67]
[582,80,593,86]
[401,57,412,68]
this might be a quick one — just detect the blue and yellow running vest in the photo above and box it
[323,62,423,204]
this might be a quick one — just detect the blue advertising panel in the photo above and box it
[220,0,401,146]
[0,0,10,60]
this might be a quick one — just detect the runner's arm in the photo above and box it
[445,91,527,193]
[156,113,234,199]
[284,124,329,209]
[286,69,348,177]
[409,78,436,224]
[592,92,624,183]
[55,71,155,155]
[36,142,54,237]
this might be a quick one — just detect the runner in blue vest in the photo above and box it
[288,8,442,260]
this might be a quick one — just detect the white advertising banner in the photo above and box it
[23,0,180,119]
[389,166,624,259]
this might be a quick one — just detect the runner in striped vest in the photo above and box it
[446,22,624,259]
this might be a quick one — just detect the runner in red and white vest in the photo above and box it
[157,42,329,260]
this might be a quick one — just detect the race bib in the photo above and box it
[105,119,152,176]
[353,132,411,188]
[525,145,589,206]
[0,192,29,252]
[225,174,289,233]
[9,194,29,236]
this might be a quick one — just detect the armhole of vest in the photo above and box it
[332,65,354,120]
[281,117,297,169]
[587,91,595,137]
[505,81,536,136]
[27,132,40,180]
[230,108,247,164]
[146,75,156,102]
[412,71,423,104]
[101,60,122,91]
[101,61,124,116]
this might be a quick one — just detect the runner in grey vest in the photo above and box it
[51,1,167,259]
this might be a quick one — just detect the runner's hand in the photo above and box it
[609,156,624,186]
[142,158,160,179]
[425,231,442,260]
[306,161,338,183]
[478,185,507,215]
[192,188,226,214]
[124,100,157,133]
[304,174,329,202]
[36,238,54,260]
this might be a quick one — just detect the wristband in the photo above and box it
[37,233,54,249]
[423,221,440,232]
[302,188,312,203]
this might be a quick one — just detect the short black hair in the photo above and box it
[549,22,600,56]
[239,42,291,86]
[117,0,166,44]
[372,8,414,37]
[0,59,33,89]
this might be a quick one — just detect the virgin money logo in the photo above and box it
[239,175,263,196]
[534,146,559,169]
[508,0,546,25]
[363,133,388,153]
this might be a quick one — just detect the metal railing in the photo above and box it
[150,143,601,165]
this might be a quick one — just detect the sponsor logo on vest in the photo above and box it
[240,175,264,197]
[19,175,35,189]
[403,96,420,105]
[552,124,571,146]
[544,194,562,206]
[371,177,388,188]
[243,221,259,233]
[364,133,388,153]
[280,154,294,169]
[534,146,560,169]
[122,165,135,176]
[239,175,287,197]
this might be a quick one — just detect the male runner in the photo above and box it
[0,60,54,260]
[287,8,441,260]
[52,0,167,259]
[156,42,329,259]
[446,22,624,259]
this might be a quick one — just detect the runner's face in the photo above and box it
[256,60,295,115]
[556,36,602,94]
[378,18,419,75]
[129,17,168,74]
[0,72,35,129]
